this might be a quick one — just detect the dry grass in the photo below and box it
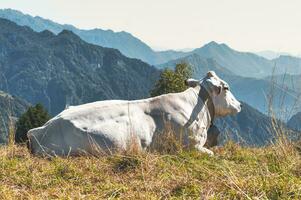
[1,98,300,199]
[0,138,300,199]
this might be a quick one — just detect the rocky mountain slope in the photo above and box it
[0,18,160,115]
[214,102,298,146]
[0,91,29,143]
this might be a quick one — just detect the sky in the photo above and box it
[0,0,301,54]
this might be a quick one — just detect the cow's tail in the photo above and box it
[26,134,33,154]
[26,127,44,155]
[27,128,36,154]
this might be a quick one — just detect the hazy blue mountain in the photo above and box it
[0,91,29,144]
[190,41,272,77]
[190,41,301,78]
[215,102,299,146]
[0,18,160,115]
[0,8,186,65]
[225,75,300,119]
[2,9,301,76]
[265,73,301,92]
[287,112,301,132]
[158,53,234,76]
[256,51,301,60]
[271,55,301,74]
[159,54,300,116]
[255,50,291,60]
[263,73,301,118]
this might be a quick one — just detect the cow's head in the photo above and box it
[185,71,241,117]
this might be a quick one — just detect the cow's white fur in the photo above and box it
[28,71,241,156]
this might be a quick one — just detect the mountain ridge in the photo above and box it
[2,9,301,78]
[0,8,186,65]
[191,42,301,77]
[0,18,160,115]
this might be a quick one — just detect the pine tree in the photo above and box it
[150,62,192,97]
[15,103,50,143]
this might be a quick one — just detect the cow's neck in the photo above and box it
[197,86,215,125]
[184,86,215,129]
[147,87,214,129]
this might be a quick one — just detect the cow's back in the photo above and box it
[28,99,156,156]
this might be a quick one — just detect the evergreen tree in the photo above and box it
[15,103,50,143]
[150,63,192,97]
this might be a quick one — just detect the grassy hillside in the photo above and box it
[0,139,300,199]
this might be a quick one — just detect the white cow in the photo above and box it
[28,71,241,156]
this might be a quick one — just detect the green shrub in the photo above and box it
[15,103,50,143]
[150,62,192,97]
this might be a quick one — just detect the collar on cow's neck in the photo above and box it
[198,86,215,125]
[187,86,215,128]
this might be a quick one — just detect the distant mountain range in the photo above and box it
[2,9,301,79]
[187,42,301,78]
[256,50,301,60]
[288,112,301,132]
[215,102,299,146]
[157,53,234,76]
[0,18,159,115]
[255,51,292,60]
[0,91,29,143]
[265,74,301,94]
[0,8,186,65]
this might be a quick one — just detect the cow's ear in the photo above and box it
[205,79,222,95]
[215,85,222,95]
[185,79,199,87]
[207,71,216,78]
[209,83,222,95]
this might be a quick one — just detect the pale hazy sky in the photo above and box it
[0,0,301,54]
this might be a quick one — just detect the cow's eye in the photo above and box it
[224,86,229,91]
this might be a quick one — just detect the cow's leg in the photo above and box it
[205,125,220,148]
[191,127,214,156]
[195,144,214,156]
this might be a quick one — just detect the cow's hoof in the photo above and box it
[203,149,214,156]
[196,146,214,156]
